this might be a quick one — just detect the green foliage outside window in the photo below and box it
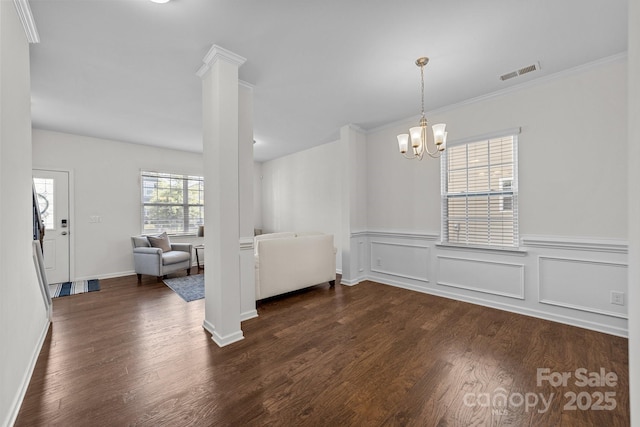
[141,172,204,235]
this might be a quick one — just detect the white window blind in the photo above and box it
[141,171,204,236]
[441,134,519,247]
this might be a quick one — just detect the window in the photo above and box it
[441,133,518,248]
[33,177,55,230]
[141,171,204,236]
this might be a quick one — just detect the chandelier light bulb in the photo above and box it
[397,134,409,154]
[432,123,447,146]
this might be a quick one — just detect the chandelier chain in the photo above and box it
[421,65,426,117]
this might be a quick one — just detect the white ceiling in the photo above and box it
[28,0,628,162]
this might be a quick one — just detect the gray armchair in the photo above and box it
[131,234,192,282]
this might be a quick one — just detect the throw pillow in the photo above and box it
[132,236,150,248]
[148,232,171,253]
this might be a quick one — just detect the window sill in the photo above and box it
[435,242,528,256]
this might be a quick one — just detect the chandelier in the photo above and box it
[397,57,447,160]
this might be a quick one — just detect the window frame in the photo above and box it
[140,171,204,236]
[440,128,520,249]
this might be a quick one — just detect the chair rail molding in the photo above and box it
[521,235,628,254]
[365,230,440,240]
[239,237,254,251]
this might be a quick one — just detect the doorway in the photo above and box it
[33,169,71,284]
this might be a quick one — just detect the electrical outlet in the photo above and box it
[376,258,382,267]
[610,291,625,306]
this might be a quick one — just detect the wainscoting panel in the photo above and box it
[354,231,628,336]
[370,241,429,282]
[539,256,628,318]
[437,256,525,299]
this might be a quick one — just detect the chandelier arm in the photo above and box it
[402,150,425,161]
[423,141,441,157]
[402,151,417,160]
[426,149,442,159]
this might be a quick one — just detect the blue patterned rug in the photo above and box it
[50,279,100,298]
[163,274,204,302]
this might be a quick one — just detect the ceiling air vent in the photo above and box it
[500,62,540,81]
[500,71,518,81]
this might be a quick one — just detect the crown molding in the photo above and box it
[346,123,366,133]
[369,52,628,135]
[196,44,246,78]
[446,127,521,148]
[13,0,40,43]
[239,80,254,90]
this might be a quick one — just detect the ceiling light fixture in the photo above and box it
[150,0,170,3]
[397,57,447,160]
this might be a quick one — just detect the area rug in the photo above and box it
[49,279,100,298]
[163,274,204,302]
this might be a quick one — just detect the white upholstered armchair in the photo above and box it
[131,233,192,282]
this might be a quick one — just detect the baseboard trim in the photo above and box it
[211,330,244,347]
[202,319,245,347]
[74,270,135,281]
[370,275,628,338]
[4,317,50,427]
[202,319,214,334]
[241,310,258,321]
[340,277,363,286]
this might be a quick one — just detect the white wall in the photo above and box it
[361,57,629,336]
[367,57,628,238]
[32,129,204,280]
[0,3,49,426]
[261,140,343,271]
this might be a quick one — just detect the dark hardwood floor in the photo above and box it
[16,269,629,426]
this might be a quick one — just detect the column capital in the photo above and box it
[13,0,40,43]
[196,44,246,78]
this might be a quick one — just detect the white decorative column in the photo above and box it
[239,81,257,321]
[339,124,367,286]
[197,45,245,347]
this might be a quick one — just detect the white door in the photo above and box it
[33,170,70,284]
